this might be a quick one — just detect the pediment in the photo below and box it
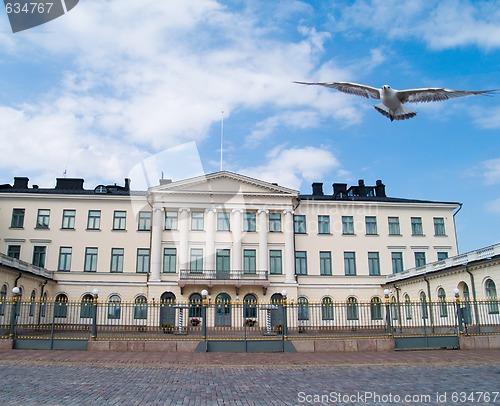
[150,171,298,197]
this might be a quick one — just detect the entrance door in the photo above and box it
[270,293,283,327]
[160,292,176,327]
[215,293,231,327]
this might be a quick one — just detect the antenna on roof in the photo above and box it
[220,110,224,171]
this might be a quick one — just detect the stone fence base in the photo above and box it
[292,338,394,352]
[88,340,200,352]
[459,335,500,350]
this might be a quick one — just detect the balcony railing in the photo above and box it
[179,269,268,281]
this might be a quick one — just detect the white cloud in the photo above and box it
[238,145,342,190]
[482,158,500,185]
[472,106,500,129]
[486,198,500,214]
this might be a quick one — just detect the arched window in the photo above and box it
[108,295,121,320]
[346,297,358,320]
[134,295,148,320]
[404,294,412,320]
[438,288,448,317]
[80,294,94,318]
[321,297,334,321]
[41,292,47,317]
[297,297,309,320]
[485,279,498,314]
[54,294,68,318]
[420,291,428,319]
[243,294,257,319]
[0,284,7,316]
[29,290,36,317]
[189,293,202,318]
[370,297,382,320]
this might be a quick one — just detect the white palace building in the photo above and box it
[0,171,498,308]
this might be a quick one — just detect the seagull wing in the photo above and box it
[294,81,381,100]
[397,88,497,104]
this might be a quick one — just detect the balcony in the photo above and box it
[178,269,269,295]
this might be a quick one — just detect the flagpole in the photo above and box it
[220,110,224,171]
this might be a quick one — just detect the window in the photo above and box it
[244,212,256,232]
[391,252,403,274]
[298,297,309,320]
[321,297,334,320]
[420,292,428,319]
[294,215,306,234]
[405,294,412,320]
[244,294,257,318]
[87,210,101,230]
[80,294,94,318]
[320,251,332,275]
[243,249,256,274]
[11,208,25,228]
[344,252,356,276]
[434,217,446,236]
[415,252,426,267]
[342,216,354,235]
[438,288,448,317]
[110,248,124,273]
[216,249,230,272]
[113,211,127,230]
[36,209,50,229]
[191,211,204,231]
[346,297,359,320]
[54,294,68,318]
[29,290,36,317]
[32,246,46,267]
[0,284,7,316]
[411,217,423,235]
[108,295,121,319]
[318,215,330,234]
[189,249,203,273]
[134,296,148,320]
[138,211,152,231]
[368,252,380,276]
[136,248,150,273]
[388,217,400,235]
[485,279,498,314]
[269,250,282,274]
[437,252,448,261]
[165,211,178,230]
[7,245,20,259]
[189,293,202,318]
[365,216,377,235]
[217,212,230,231]
[61,209,76,229]
[163,248,177,273]
[370,297,383,320]
[84,248,98,272]
[58,247,72,272]
[295,251,307,275]
[269,213,281,232]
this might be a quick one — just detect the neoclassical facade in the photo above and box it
[0,171,497,308]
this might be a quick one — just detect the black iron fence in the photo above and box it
[1,297,499,341]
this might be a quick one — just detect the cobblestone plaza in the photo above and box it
[1,350,499,405]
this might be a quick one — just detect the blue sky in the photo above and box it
[0,0,499,253]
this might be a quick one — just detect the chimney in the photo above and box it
[375,180,386,197]
[159,179,172,186]
[312,182,323,196]
[124,178,130,191]
[55,178,84,190]
[13,177,29,189]
[333,183,347,196]
[358,179,365,196]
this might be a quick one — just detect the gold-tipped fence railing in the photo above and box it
[1,298,499,341]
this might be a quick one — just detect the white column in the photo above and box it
[258,209,268,273]
[205,208,216,270]
[284,209,295,283]
[179,208,190,270]
[150,207,163,281]
[232,209,243,272]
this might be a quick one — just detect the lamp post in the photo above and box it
[91,289,99,341]
[454,288,463,333]
[281,289,288,352]
[201,289,208,341]
[9,287,20,340]
[384,289,392,336]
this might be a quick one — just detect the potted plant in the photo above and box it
[275,324,283,334]
[162,323,173,334]
[245,318,257,327]
[189,318,201,326]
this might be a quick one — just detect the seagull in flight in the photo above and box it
[294,81,497,121]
